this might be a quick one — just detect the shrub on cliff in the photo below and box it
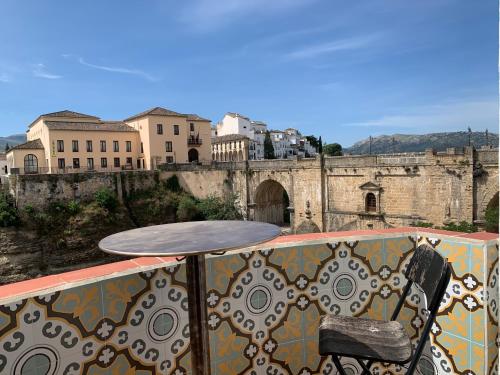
[197,194,243,220]
[176,195,201,221]
[165,175,182,192]
[95,188,118,212]
[485,206,499,233]
[0,192,19,227]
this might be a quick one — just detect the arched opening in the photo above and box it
[188,148,199,163]
[485,192,499,233]
[366,193,377,212]
[238,150,244,161]
[254,180,290,226]
[24,154,38,174]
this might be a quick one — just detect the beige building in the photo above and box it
[124,107,211,169]
[212,134,250,162]
[6,107,212,174]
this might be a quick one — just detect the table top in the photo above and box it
[98,220,282,257]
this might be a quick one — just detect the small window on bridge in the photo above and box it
[366,193,377,212]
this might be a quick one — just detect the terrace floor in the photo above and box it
[0,227,497,374]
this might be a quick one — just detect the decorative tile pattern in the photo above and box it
[0,234,497,375]
[0,264,189,375]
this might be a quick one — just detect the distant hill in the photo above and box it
[0,134,26,152]
[345,132,499,155]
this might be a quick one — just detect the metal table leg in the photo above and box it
[185,254,211,375]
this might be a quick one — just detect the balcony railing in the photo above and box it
[0,227,497,374]
[188,136,203,146]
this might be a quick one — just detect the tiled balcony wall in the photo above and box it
[0,228,497,374]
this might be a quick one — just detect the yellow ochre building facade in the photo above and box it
[6,107,212,174]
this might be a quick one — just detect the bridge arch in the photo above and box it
[254,179,290,226]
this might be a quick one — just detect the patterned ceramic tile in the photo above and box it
[0,235,497,375]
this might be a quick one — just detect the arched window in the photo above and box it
[366,193,377,212]
[24,154,38,174]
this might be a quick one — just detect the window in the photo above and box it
[173,125,179,135]
[57,158,65,169]
[157,124,163,134]
[57,140,64,152]
[366,193,377,212]
[73,158,80,169]
[101,157,107,168]
[87,158,94,170]
[190,123,194,132]
[86,140,93,152]
[114,157,120,167]
[24,154,38,173]
[100,140,106,152]
[126,157,132,165]
[166,156,174,164]
[72,140,79,152]
[113,141,119,152]
[137,159,141,169]
[165,141,173,152]
[126,141,132,152]
[140,142,144,153]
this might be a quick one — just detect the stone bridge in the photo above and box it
[9,147,498,233]
[159,147,498,232]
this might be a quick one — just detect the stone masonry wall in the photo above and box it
[7,149,498,233]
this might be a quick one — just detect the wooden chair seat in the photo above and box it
[319,315,412,364]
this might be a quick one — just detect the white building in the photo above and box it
[0,153,7,184]
[214,112,317,160]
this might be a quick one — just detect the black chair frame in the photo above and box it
[321,244,452,375]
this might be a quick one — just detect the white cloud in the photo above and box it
[342,98,498,131]
[32,63,62,79]
[64,55,157,82]
[0,73,10,83]
[285,34,381,60]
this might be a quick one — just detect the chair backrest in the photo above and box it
[404,243,450,313]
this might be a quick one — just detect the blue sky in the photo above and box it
[0,0,497,146]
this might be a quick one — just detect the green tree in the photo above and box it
[485,205,499,233]
[94,188,119,212]
[4,143,9,152]
[318,136,323,154]
[177,195,201,221]
[305,135,319,150]
[264,131,275,159]
[197,194,243,220]
[0,192,19,227]
[323,143,343,156]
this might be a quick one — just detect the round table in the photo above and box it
[99,220,281,375]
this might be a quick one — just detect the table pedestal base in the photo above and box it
[186,254,211,375]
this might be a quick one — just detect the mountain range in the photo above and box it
[344,131,498,155]
[0,134,26,151]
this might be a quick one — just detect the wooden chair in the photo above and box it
[319,244,451,375]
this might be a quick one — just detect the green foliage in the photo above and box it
[318,136,323,154]
[323,143,343,156]
[440,221,478,233]
[412,220,478,233]
[305,135,320,150]
[94,188,118,211]
[197,194,243,220]
[411,221,434,228]
[176,195,201,222]
[165,175,182,192]
[67,200,81,215]
[485,206,499,233]
[264,131,275,159]
[0,192,19,227]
